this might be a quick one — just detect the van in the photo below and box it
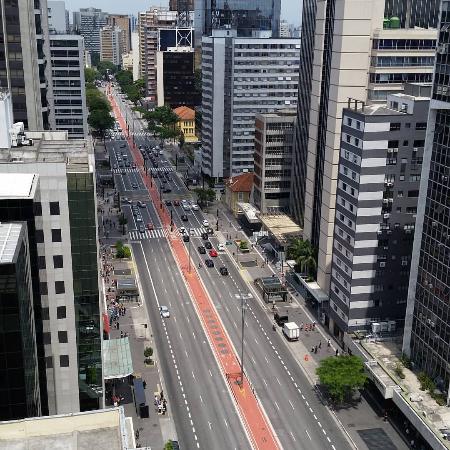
[274,312,289,327]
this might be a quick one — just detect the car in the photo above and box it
[125,161,130,167]
[131,163,136,169]
[113,163,117,169]
[207,227,214,235]
[219,267,229,276]
[202,219,209,227]
[163,187,172,193]
[162,179,167,184]
[138,224,145,233]
[120,144,126,148]
[218,243,225,252]
[117,157,122,162]
[122,197,132,204]
[205,259,214,268]
[136,215,143,222]
[173,199,180,206]
[137,201,146,208]
[159,306,170,318]
[146,222,154,230]
[182,203,191,211]
[183,234,190,242]
[201,232,209,240]
[191,204,199,211]
[198,246,206,254]
[209,249,218,257]
[121,169,126,175]
[181,214,188,222]
[159,150,164,155]
[132,183,138,189]
[179,227,186,234]
[171,441,180,450]
[204,241,212,249]
[165,200,172,206]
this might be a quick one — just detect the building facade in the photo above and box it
[100,26,124,66]
[290,0,439,298]
[174,106,198,143]
[48,1,68,33]
[328,89,429,339]
[201,31,300,178]
[107,14,131,54]
[0,222,41,420]
[73,8,108,55]
[253,110,296,214]
[49,35,88,138]
[403,0,450,389]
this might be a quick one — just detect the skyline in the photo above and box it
[65,0,302,26]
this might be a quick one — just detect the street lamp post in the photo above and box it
[235,293,252,386]
[188,228,192,273]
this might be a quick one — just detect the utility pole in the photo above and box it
[188,228,192,273]
[235,293,252,386]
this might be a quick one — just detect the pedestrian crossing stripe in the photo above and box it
[129,227,208,240]
[113,168,138,174]
[149,167,174,173]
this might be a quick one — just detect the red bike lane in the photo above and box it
[108,89,280,450]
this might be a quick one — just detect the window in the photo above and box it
[397,191,403,197]
[53,255,63,268]
[406,207,417,214]
[347,118,352,126]
[415,122,427,130]
[390,123,401,131]
[396,207,402,213]
[57,306,66,319]
[34,202,42,216]
[45,357,53,368]
[410,174,421,181]
[405,123,411,128]
[58,331,68,343]
[40,282,48,295]
[403,140,409,146]
[38,256,46,269]
[356,121,361,130]
[51,229,62,242]
[35,230,44,243]
[43,332,51,344]
[55,281,65,294]
[59,355,69,367]
[41,307,49,320]
[408,190,419,197]
[50,201,60,215]
[413,140,425,147]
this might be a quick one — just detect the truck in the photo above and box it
[282,322,300,341]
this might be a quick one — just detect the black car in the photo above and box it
[219,266,228,276]
[198,246,206,254]
[120,144,126,148]
[207,227,214,235]
[163,187,172,193]
[183,234,190,242]
[171,441,180,450]
[204,241,212,249]
[181,214,188,222]
[165,200,172,206]
[201,232,209,240]
[132,183,138,189]
[205,259,214,268]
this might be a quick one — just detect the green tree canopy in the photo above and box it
[96,60,117,78]
[115,69,133,87]
[145,105,181,144]
[287,238,317,280]
[86,87,110,112]
[316,355,367,404]
[88,109,114,136]
[85,67,99,83]
[194,188,215,206]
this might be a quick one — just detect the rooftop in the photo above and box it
[259,213,303,245]
[0,407,132,450]
[226,172,254,193]
[0,135,94,173]
[0,173,38,199]
[174,105,195,121]
[0,223,23,264]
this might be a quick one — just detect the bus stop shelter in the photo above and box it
[255,277,288,303]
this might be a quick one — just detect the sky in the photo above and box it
[64,0,301,26]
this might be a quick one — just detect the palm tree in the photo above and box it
[287,237,308,260]
[295,240,317,280]
[118,213,127,235]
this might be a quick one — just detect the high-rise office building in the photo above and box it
[201,31,299,178]
[328,88,430,339]
[107,14,131,54]
[100,26,124,66]
[73,8,108,55]
[0,0,52,130]
[403,0,450,389]
[49,35,88,138]
[48,1,69,33]
[290,0,439,297]
[0,222,41,420]
[0,109,102,415]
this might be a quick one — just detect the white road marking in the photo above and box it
[290,432,296,442]
[288,399,295,410]
[274,401,280,411]
[305,430,312,441]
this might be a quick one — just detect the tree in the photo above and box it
[88,110,114,136]
[85,67,99,83]
[316,355,367,404]
[115,241,131,259]
[194,188,215,206]
[144,347,153,358]
[178,131,185,149]
[287,238,317,280]
[96,60,117,78]
[145,106,181,146]
[118,213,128,235]
[115,69,133,88]
[86,88,110,112]
[164,441,174,450]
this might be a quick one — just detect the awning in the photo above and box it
[103,337,133,380]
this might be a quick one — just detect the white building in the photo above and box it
[131,31,140,81]
[48,1,69,33]
[279,20,290,37]
[49,35,88,138]
[201,30,300,178]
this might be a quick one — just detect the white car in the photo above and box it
[159,150,164,155]
[182,203,191,211]
[179,227,186,234]
[202,219,209,227]
[191,204,199,211]
[159,306,170,318]
[218,243,225,252]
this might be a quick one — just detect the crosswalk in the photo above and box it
[129,227,209,241]
[149,167,174,173]
[113,168,138,174]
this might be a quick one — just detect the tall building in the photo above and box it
[169,0,194,11]
[0,112,102,415]
[132,32,140,81]
[290,0,439,297]
[403,0,450,389]
[138,7,178,99]
[73,8,108,55]
[0,0,52,130]
[48,1,69,33]
[49,35,88,138]
[253,109,297,214]
[0,222,41,420]
[107,14,131,54]
[201,31,300,178]
[194,0,281,48]
[100,26,124,66]
[328,88,430,339]
[279,20,290,37]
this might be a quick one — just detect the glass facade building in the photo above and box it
[404,0,450,389]
[67,172,102,411]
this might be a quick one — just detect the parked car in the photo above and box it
[219,267,229,276]
[205,259,214,268]
[218,243,225,252]
[159,306,170,318]
[198,246,206,254]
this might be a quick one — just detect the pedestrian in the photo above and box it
[335,348,339,356]
[116,321,119,329]
[327,339,331,348]
[318,340,322,349]
[143,380,147,389]
[120,331,124,338]
[314,345,318,354]
[300,323,304,331]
